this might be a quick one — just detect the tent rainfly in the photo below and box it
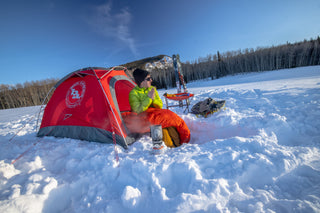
[37,67,136,148]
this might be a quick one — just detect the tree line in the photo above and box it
[151,37,320,89]
[1,37,319,109]
[0,79,58,109]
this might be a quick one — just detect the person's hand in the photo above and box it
[148,87,155,100]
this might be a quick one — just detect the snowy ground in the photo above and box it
[1,66,320,212]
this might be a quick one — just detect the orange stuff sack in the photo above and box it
[122,108,190,144]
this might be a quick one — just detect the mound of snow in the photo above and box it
[121,186,141,208]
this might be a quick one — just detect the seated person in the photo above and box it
[127,68,190,147]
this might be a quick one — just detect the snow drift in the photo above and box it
[1,66,320,212]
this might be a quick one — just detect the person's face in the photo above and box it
[140,75,152,88]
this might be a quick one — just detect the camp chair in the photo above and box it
[163,92,194,113]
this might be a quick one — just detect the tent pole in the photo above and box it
[92,68,127,146]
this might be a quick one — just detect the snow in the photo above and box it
[1,66,320,212]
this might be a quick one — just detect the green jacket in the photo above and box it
[129,86,163,113]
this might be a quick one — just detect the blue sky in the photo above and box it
[1,0,319,85]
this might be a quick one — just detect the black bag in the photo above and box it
[191,98,226,117]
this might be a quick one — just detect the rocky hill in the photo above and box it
[121,55,173,71]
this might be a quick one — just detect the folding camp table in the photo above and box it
[163,92,194,113]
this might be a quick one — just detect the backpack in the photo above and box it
[191,98,226,118]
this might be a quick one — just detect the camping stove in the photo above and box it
[150,125,164,150]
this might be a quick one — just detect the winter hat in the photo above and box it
[133,68,150,86]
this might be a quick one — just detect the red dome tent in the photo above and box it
[37,67,136,148]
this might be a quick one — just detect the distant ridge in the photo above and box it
[121,55,173,71]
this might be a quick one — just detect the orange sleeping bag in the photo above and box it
[122,108,190,144]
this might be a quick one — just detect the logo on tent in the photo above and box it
[66,81,86,108]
